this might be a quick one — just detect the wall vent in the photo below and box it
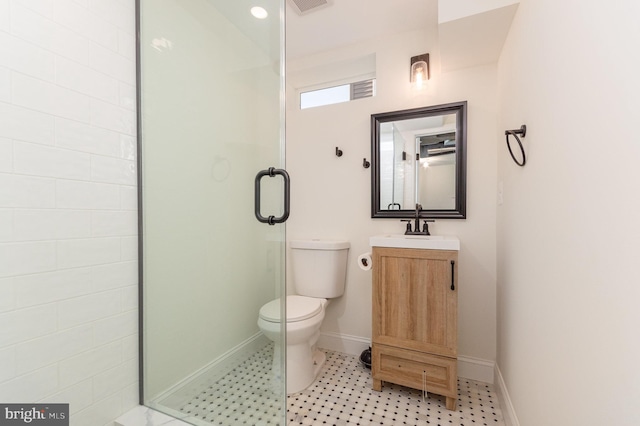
[288,0,330,15]
[350,79,375,101]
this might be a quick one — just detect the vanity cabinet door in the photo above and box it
[372,247,458,358]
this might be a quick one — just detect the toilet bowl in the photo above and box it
[257,239,350,394]
[258,295,327,394]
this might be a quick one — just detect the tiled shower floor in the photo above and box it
[164,344,505,426]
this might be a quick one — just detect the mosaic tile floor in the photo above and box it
[171,345,505,426]
[176,343,283,425]
[288,351,505,426]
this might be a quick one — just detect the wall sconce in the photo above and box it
[410,54,430,89]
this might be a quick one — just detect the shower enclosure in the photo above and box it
[137,1,287,424]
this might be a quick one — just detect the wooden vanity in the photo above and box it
[370,242,459,410]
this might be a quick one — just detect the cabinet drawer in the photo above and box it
[372,344,457,398]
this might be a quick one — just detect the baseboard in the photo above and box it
[318,332,496,384]
[495,364,520,426]
[457,355,495,384]
[317,331,370,357]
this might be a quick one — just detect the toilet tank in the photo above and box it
[290,239,350,298]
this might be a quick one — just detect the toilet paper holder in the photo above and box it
[357,252,373,271]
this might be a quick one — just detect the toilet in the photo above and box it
[257,239,350,394]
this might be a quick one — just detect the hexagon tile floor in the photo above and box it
[173,346,505,426]
[287,350,505,426]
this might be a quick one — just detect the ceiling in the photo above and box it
[285,0,438,60]
[205,0,517,71]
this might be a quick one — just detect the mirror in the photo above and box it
[371,101,467,219]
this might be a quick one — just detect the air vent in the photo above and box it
[350,79,375,100]
[288,0,330,15]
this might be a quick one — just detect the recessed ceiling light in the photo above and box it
[251,6,268,19]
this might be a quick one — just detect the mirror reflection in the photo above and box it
[372,101,467,219]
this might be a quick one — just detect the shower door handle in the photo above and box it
[255,167,290,225]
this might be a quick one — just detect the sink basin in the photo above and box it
[370,234,460,251]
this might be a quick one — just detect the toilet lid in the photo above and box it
[259,295,323,323]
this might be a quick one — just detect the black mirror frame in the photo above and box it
[371,101,467,219]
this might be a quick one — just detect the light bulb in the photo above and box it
[251,6,268,19]
[411,59,429,89]
[415,69,425,89]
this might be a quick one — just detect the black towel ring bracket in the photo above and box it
[505,125,527,167]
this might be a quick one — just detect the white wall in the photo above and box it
[286,28,498,367]
[496,1,640,425]
[0,1,138,424]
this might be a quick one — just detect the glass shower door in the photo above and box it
[138,0,286,424]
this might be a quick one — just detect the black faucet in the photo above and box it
[402,204,435,235]
[414,204,422,233]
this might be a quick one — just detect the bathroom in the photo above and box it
[1,0,640,425]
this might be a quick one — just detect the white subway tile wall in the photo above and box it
[0,1,138,425]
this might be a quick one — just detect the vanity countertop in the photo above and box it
[369,234,460,251]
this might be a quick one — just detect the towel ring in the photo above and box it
[505,125,527,166]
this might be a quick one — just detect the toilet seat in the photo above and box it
[259,295,323,323]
